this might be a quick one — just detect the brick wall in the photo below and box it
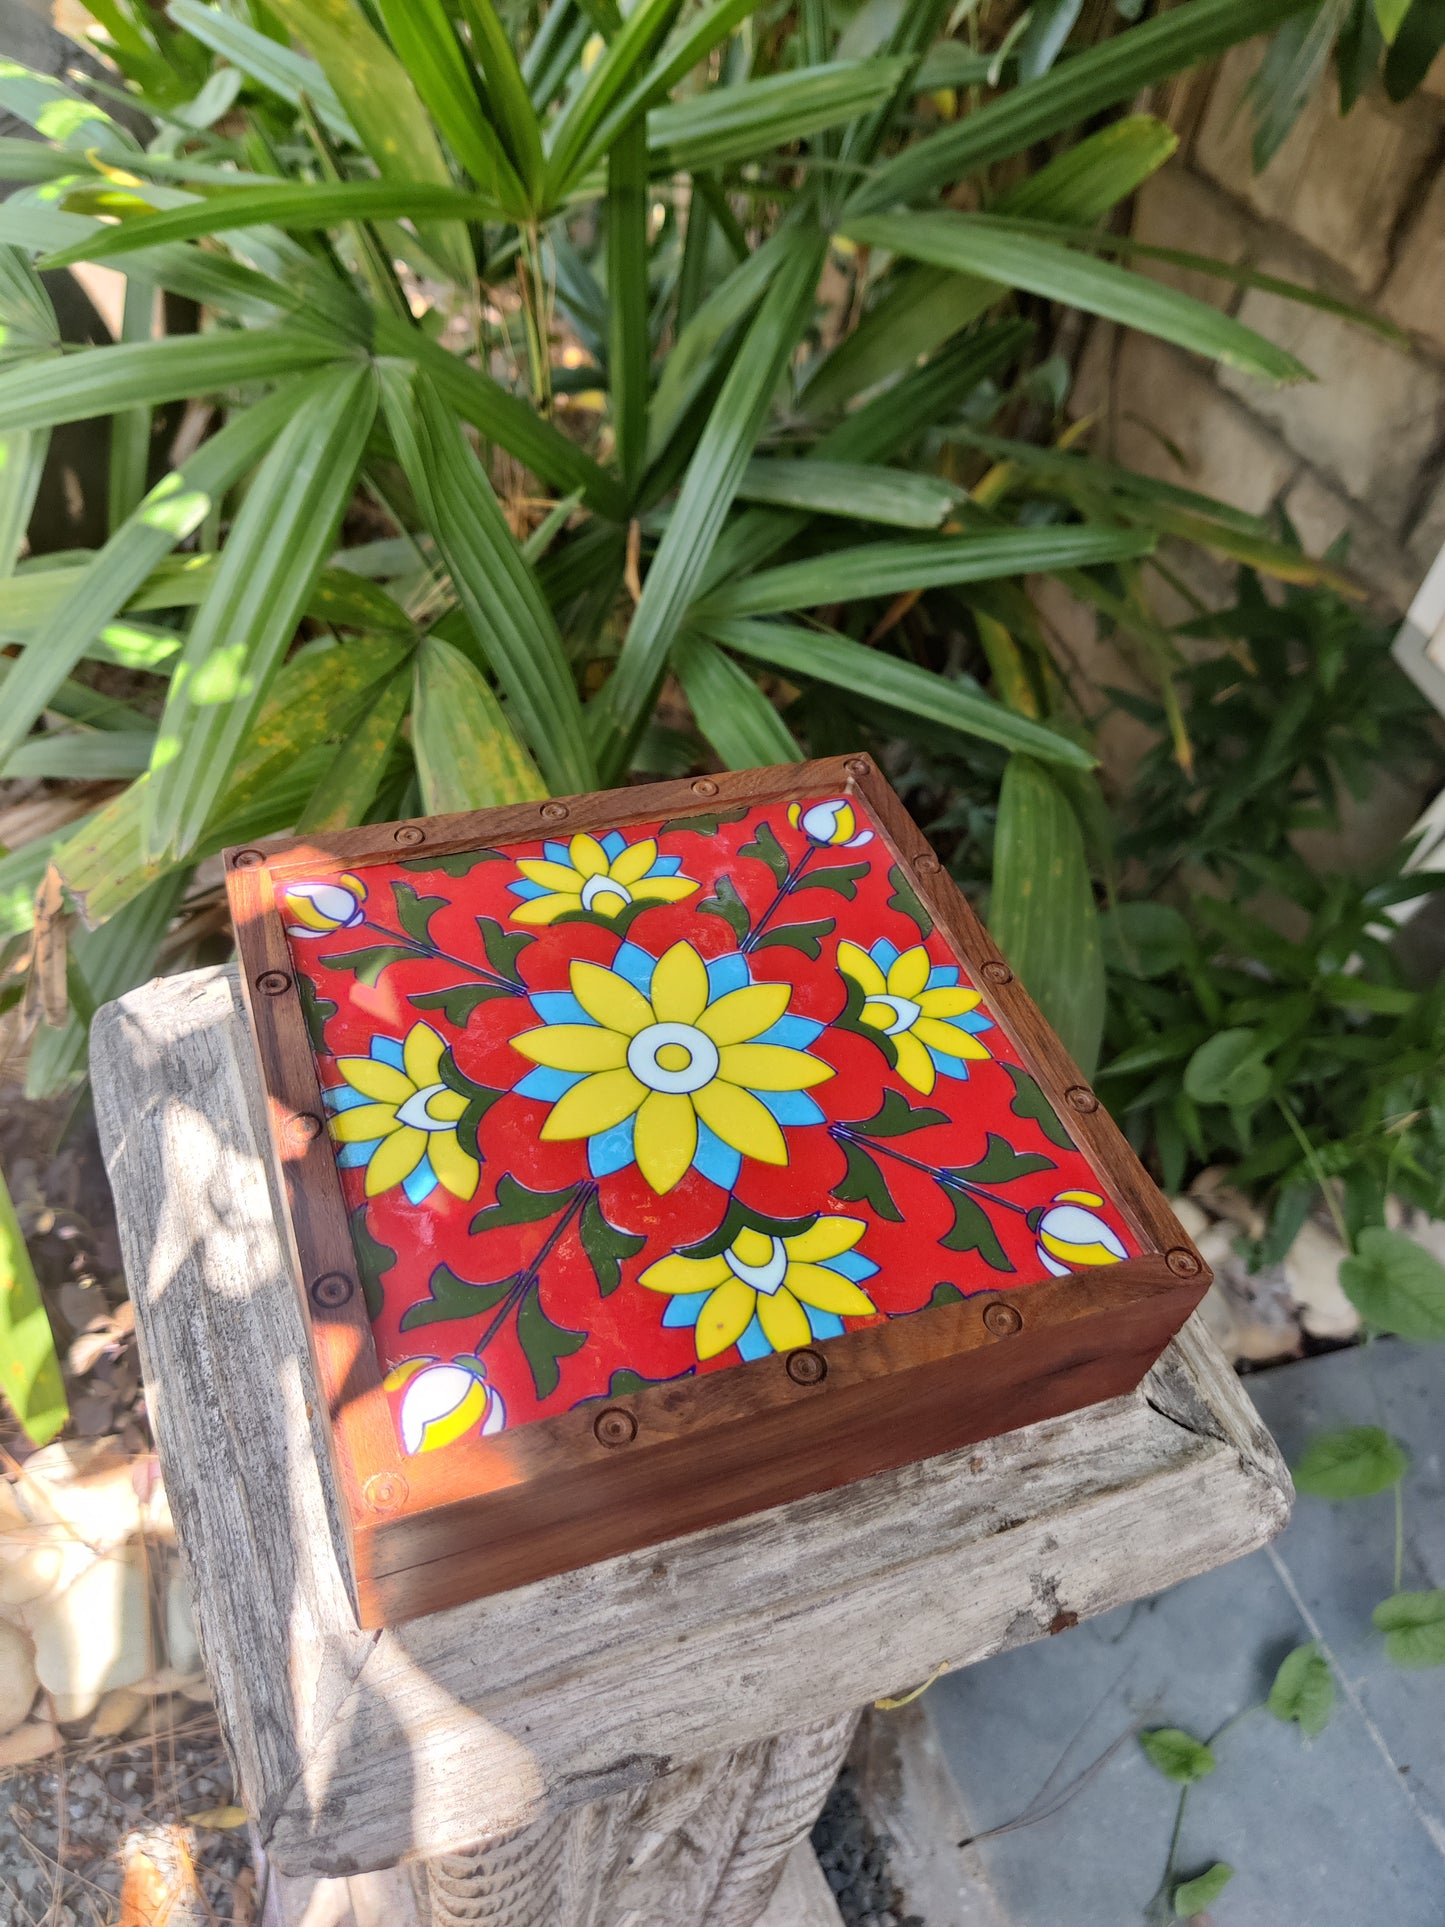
[1074,43,1445,615]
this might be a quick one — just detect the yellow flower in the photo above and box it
[283,873,366,937]
[640,1217,878,1360]
[787,798,872,848]
[511,938,833,1194]
[384,1355,505,1453]
[509,830,697,925]
[837,939,992,1094]
[327,1021,480,1203]
[1032,1192,1129,1277]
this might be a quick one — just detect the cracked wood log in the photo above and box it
[93,965,1292,1922]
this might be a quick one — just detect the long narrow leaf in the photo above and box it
[673,632,802,767]
[167,0,357,140]
[380,364,596,794]
[590,231,825,779]
[145,362,379,857]
[3,731,156,779]
[649,59,907,172]
[737,458,955,528]
[0,327,344,433]
[844,211,1311,384]
[412,632,546,813]
[992,755,1104,1072]
[456,0,545,200]
[0,1160,68,1445]
[0,382,306,767]
[695,525,1155,618]
[544,0,682,198]
[608,117,650,494]
[41,182,497,269]
[297,665,412,830]
[373,0,525,212]
[265,0,474,280]
[575,0,762,179]
[703,618,1095,767]
[848,0,1316,212]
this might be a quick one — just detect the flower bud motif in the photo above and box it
[384,1355,505,1454]
[787,799,873,849]
[283,873,367,938]
[1032,1191,1128,1278]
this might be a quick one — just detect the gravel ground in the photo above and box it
[0,1711,251,1927]
[812,1765,923,1927]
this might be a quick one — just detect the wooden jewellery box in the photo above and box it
[225,755,1210,1627]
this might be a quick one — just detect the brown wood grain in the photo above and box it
[225,756,1210,1628]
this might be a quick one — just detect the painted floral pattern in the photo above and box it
[281,794,1139,1457]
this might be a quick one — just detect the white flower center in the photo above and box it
[581,873,632,911]
[395,1083,458,1131]
[724,1236,789,1295]
[627,1021,719,1094]
[866,992,920,1036]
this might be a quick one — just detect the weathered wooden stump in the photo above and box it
[93,964,1291,1926]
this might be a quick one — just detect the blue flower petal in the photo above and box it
[755,1088,824,1128]
[514,1065,585,1102]
[652,854,683,877]
[706,953,750,999]
[754,1014,822,1050]
[736,1315,772,1361]
[956,1011,993,1036]
[601,830,626,859]
[929,1050,970,1081]
[588,1113,636,1177]
[530,990,590,1026]
[403,1153,438,1204]
[543,839,571,866]
[336,1139,379,1169]
[805,1308,845,1341]
[611,942,656,994]
[693,1119,741,1190]
[372,1036,406,1069]
[327,1085,370,1113]
[508,879,548,901]
[872,938,900,974]
[661,1289,710,1329]
[824,1250,878,1282]
[926,965,959,990]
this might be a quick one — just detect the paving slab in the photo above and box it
[928,1341,1445,1925]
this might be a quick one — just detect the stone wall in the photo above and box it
[1074,42,1445,615]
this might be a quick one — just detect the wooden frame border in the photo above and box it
[226,755,1210,1626]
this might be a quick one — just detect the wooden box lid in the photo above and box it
[226,756,1209,1626]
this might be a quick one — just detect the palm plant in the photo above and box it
[0,0,1395,1123]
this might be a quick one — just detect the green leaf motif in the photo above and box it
[887,864,934,938]
[1267,1641,1334,1737]
[403,849,506,878]
[740,820,789,884]
[517,1283,587,1401]
[801,861,871,900]
[298,973,338,1054]
[1339,1227,1445,1342]
[580,1193,647,1297]
[853,1090,949,1137]
[833,1139,902,1223]
[953,1132,1056,1187]
[324,942,414,987]
[928,1282,966,1308]
[939,1190,1013,1272]
[350,1205,396,1322]
[752,918,834,960]
[393,881,445,949]
[1372,1590,1445,1668]
[1139,1728,1216,1785]
[659,807,748,836]
[476,916,534,985]
[1173,1862,1234,1918]
[698,875,751,943]
[409,983,515,1028]
[399,1263,512,1332]
[1293,1425,1409,1500]
[1005,1065,1073,1151]
[470,1173,578,1237]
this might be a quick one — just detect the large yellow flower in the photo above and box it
[640,1217,878,1360]
[837,939,993,1094]
[327,1021,480,1203]
[510,939,833,1194]
[509,830,697,925]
